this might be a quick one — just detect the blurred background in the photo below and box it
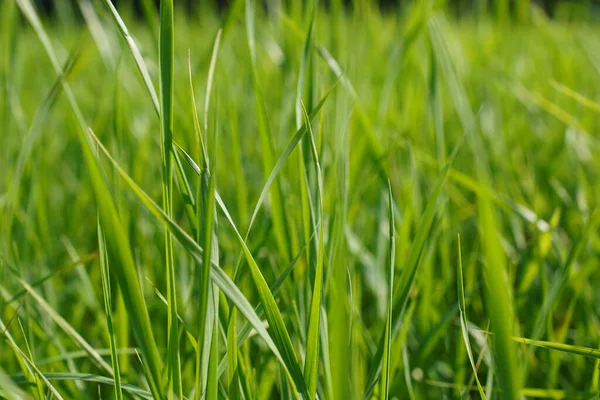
[29,0,600,20]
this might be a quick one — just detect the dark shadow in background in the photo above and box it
[31,0,599,19]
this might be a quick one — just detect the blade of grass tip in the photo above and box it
[188,50,208,167]
[16,1,165,396]
[512,336,600,360]
[158,0,182,396]
[380,181,396,400]
[363,165,449,400]
[301,102,324,400]
[100,0,159,112]
[246,82,338,233]
[204,29,222,137]
[101,0,197,229]
[177,79,336,249]
[457,234,486,399]
[220,82,337,323]
[98,218,123,400]
[77,0,115,69]
[89,128,299,393]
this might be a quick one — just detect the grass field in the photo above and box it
[2,0,600,399]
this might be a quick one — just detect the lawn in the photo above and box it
[2,0,600,399]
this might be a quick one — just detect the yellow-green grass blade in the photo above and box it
[98,219,123,400]
[195,106,219,400]
[379,182,395,400]
[89,129,300,391]
[216,228,317,379]
[158,0,182,396]
[8,343,65,400]
[215,193,307,396]
[301,102,324,400]
[456,234,486,399]
[15,1,165,396]
[99,0,159,112]
[177,81,336,274]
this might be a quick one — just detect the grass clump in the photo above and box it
[2,1,600,399]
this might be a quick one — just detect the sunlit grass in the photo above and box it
[2,1,600,399]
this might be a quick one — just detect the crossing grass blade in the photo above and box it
[88,128,301,391]
[99,0,160,112]
[15,1,165,397]
[15,278,113,374]
[215,193,308,396]
[98,219,123,400]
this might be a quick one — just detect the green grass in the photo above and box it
[2,1,600,398]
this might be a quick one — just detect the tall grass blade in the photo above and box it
[379,182,396,400]
[16,1,165,396]
[457,234,486,399]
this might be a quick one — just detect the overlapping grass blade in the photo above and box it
[16,279,113,375]
[89,128,300,392]
[98,219,123,400]
[15,1,165,396]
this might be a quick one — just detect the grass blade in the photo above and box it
[301,102,324,400]
[89,129,300,391]
[158,0,182,395]
[457,234,486,399]
[98,219,123,400]
[15,1,165,396]
[379,182,396,400]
